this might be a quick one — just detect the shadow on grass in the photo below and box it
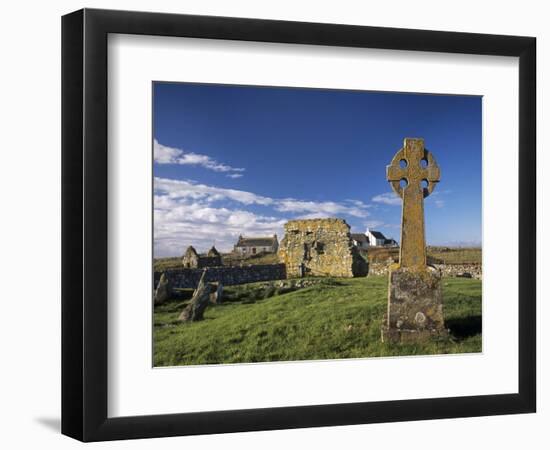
[446,315,482,340]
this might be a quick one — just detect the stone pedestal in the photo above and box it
[381,266,448,343]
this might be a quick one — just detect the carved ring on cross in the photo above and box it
[386,141,440,199]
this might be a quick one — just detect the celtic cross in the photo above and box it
[386,138,440,270]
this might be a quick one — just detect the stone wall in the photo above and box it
[434,264,482,279]
[369,262,482,279]
[182,245,223,269]
[154,263,287,289]
[278,218,368,278]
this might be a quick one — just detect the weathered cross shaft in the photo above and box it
[386,138,440,270]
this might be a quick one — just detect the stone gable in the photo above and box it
[182,245,222,269]
[278,218,368,278]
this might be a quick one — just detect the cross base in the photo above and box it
[381,326,449,344]
[381,266,449,343]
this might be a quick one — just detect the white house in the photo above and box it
[234,235,279,255]
[366,228,386,246]
[365,228,398,247]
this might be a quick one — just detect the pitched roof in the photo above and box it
[351,233,369,243]
[368,230,387,239]
[207,246,220,257]
[235,236,277,247]
[183,245,198,257]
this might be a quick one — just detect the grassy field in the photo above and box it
[153,256,183,272]
[427,247,482,264]
[222,251,279,266]
[154,276,481,366]
[366,246,481,264]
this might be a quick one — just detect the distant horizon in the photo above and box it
[153,220,482,258]
[153,83,482,257]
[154,238,483,259]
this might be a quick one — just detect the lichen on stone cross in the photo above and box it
[386,138,440,270]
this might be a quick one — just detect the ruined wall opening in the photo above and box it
[278,218,368,278]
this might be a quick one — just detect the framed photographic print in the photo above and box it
[61,8,536,442]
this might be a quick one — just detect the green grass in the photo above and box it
[153,276,481,366]
[153,256,183,272]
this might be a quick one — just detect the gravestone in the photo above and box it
[178,270,212,322]
[154,272,172,305]
[209,282,223,304]
[381,138,448,343]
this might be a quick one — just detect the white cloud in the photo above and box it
[295,212,332,220]
[154,177,370,218]
[226,173,243,179]
[364,220,385,229]
[346,199,371,208]
[426,189,451,208]
[154,177,273,206]
[372,192,402,206]
[153,140,245,174]
[154,199,286,256]
[153,140,181,164]
[275,199,369,218]
[154,177,373,257]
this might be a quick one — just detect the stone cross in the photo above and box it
[387,138,440,270]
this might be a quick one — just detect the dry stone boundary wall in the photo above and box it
[369,262,482,279]
[154,263,287,290]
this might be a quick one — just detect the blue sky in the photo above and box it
[153,82,482,257]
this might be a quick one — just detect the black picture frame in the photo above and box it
[61,8,536,442]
